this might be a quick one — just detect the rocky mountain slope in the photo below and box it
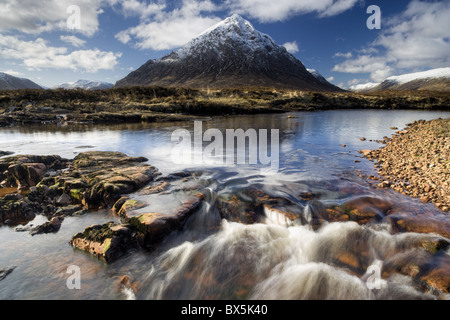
[0,72,42,90]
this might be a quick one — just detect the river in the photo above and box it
[0,109,449,300]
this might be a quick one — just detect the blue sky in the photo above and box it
[0,0,449,89]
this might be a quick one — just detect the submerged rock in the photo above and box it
[217,186,304,226]
[0,266,16,281]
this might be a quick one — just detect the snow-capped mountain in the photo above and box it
[0,72,42,90]
[349,82,380,92]
[116,14,341,91]
[54,80,113,90]
[353,68,450,92]
[307,69,330,84]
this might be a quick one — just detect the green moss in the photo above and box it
[103,238,112,253]
[70,189,81,200]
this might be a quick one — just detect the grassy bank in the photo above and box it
[0,87,449,127]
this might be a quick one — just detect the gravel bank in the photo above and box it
[361,117,450,212]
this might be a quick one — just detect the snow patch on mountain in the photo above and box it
[349,82,380,92]
[386,67,450,84]
[307,69,329,84]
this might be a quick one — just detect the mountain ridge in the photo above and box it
[351,67,450,92]
[54,80,114,90]
[0,72,42,90]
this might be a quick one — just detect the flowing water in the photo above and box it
[0,109,449,300]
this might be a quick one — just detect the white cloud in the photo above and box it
[332,55,394,82]
[60,35,86,47]
[282,41,299,54]
[113,0,361,51]
[225,0,361,22]
[0,0,104,36]
[0,34,121,73]
[375,0,450,69]
[326,76,334,82]
[115,0,221,50]
[113,0,167,18]
[332,0,450,82]
[1,70,24,77]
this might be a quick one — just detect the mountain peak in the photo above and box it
[115,15,342,91]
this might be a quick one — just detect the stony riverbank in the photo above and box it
[360,118,450,212]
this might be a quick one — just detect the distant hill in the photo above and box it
[116,14,342,92]
[0,72,42,90]
[54,80,114,90]
[352,68,450,92]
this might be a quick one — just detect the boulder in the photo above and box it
[128,193,204,248]
[30,216,64,236]
[70,222,138,263]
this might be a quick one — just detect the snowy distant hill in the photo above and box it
[116,14,341,91]
[54,80,113,90]
[0,72,42,90]
[352,68,450,92]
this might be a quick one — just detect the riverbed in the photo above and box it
[0,109,449,300]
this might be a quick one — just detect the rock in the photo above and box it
[389,215,450,239]
[0,155,68,188]
[140,181,170,195]
[30,216,64,236]
[421,238,450,254]
[53,205,83,217]
[117,275,139,296]
[217,187,304,225]
[322,196,392,226]
[359,149,372,157]
[0,266,16,281]
[129,193,204,248]
[0,151,14,157]
[0,196,38,226]
[70,152,161,209]
[70,222,138,263]
[117,199,149,222]
[56,193,72,206]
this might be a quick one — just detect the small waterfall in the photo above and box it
[137,217,437,300]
